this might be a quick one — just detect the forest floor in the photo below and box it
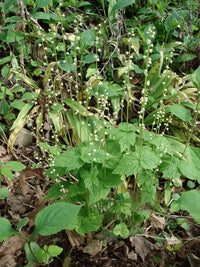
[1,144,200,267]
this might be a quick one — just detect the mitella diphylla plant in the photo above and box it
[0,0,200,265]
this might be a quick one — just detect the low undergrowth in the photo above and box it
[0,0,200,265]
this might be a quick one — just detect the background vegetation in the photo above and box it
[0,0,200,265]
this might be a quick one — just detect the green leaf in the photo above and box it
[1,167,13,178]
[99,168,122,188]
[132,63,144,74]
[113,222,129,238]
[54,147,84,171]
[83,54,97,64]
[46,183,63,200]
[90,81,119,98]
[0,56,11,65]
[137,169,157,185]
[33,202,81,237]
[63,98,93,117]
[112,0,135,11]
[35,0,52,9]
[59,57,76,72]
[4,113,15,120]
[113,147,159,176]
[179,146,200,182]
[77,1,91,7]
[34,68,42,76]
[175,190,200,224]
[11,100,25,110]
[109,122,137,152]
[1,64,10,79]
[5,161,25,172]
[80,30,95,50]
[33,12,51,20]
[10,102,34,131]
[0,217,16,242]
[6,30,16,43]
[177,53,197,63]
[193,65,200,90]
[165,104,192,122]
[110,199,132,216]
[47,245,63,257]
[22,92,38,100]
[25,242,40,264]
[80,168,110,204]
[140,146,160,170]
[75,207,103,235]
[17,217,29,231]
[0,188,9,199]
[35,248,46,263]
[141,181,156,205]
[12,86,25,93]
[0,100,9,115]
[113,151,141,176]
[159,157,181,178]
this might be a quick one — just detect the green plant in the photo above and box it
[0,202,81,265]
[0,161,25,199]
[1,0,200,265]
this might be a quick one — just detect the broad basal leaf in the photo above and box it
[59,56,76,72]
[5,161,25,172]
[174,190,200,224]
[179,146,200,182]
[0,217,16,242]
[80,30,95,50]
[33,202,81,237]
[165,104,192,122]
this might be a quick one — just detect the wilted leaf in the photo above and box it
[130,235,157,262]
[82,239,102,256]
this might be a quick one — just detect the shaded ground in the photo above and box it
[1,145,200,267]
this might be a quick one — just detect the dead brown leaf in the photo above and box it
[14,128,33,147]
[165,234,181,246]
[187,253,200,267]
[151,213,166,230]
[0,232,28,267]
[130,235,157,262]
[82,239,102,257]
[127,250,138,261]
[65,230,84,248]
